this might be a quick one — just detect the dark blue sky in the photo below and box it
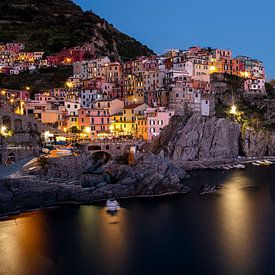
[75,0,275,79]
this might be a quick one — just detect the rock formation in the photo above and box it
[0,153,189,215]
[154,113,241,161]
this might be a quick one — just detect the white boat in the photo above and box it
[234,164,246,169]
[264,160,273,165]
[252,162,260,166]
[223,166,230,170]
[255,160,270,166]
[106,199,120,212]
[56,148,72,156]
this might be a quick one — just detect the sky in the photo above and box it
[75,0,275,79]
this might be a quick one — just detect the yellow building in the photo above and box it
[209,58,224,74]
[111,103,148,137]
[100,62,123,83]
[136,116,148,140]
[124,74,144,104]
[67,115,79,130]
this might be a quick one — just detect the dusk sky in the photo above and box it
[75,0,275,79]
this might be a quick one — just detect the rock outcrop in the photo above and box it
[155,114,241,161]
[242,128,275,157]
[0,153,189,215]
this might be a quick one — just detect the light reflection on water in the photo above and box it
[0,167,274,275]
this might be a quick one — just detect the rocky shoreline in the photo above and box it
[1,113,275,218]
[0,153,190,217]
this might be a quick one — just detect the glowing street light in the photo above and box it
[230,104,237,115]
[66,82,73,88]
[210,65,216,72]
[84,126,91,134]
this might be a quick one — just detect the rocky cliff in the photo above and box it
[154,114,241,161]
[242,128,275,157]
[152,113,275,163]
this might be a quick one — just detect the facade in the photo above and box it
[146,107,175,141]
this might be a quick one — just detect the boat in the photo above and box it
[264,160,273,165]
[56,148,72,156]
[234,164,246,169]
[106,199,120,212]
[223,166,230,170]
[252,162,260,166]
[255,160,270,166]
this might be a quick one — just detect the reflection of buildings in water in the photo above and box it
[78,205,130,273]
[0,212,52,275]
[270,181,275,202]
[98,207,129,272]
[218,171,255,268]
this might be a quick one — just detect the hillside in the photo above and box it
[0,66,72,95]
[0,0,154,60]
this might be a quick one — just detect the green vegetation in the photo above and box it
[0,66,72,96]
[265,81,275,98]
[0,0,154,60]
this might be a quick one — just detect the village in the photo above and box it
[0,42,268,145]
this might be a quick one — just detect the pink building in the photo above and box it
[145,107,175,141]
[80,99,124,138]
[244,79,266,94]
[5,43,25,52]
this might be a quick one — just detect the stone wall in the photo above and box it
[0,107,53,164]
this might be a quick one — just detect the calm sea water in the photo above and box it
[0,166,275,275]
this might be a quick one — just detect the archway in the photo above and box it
[91,151,112,169]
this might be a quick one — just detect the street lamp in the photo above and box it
[230,104,237,115]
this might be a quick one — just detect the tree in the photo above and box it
[265,82,275,98]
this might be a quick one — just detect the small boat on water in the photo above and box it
[252,162,261,166]
[255,160,271,166]
[106,199,120,212]
[234,164,246,169]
